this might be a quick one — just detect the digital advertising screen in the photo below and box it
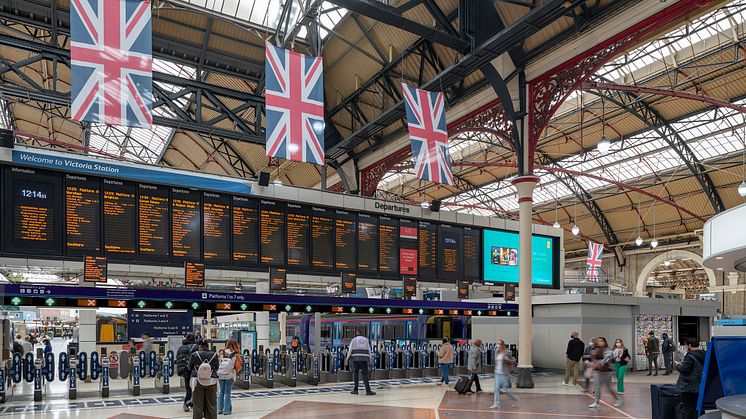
[482,229,558,288]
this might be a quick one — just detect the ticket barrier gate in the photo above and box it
[455,344,469,375]
[424,344,439,377]
[335,347,351,382]
[406,345,426,378]
[390,345,406,379]
[274,350,297,387]
[296,352,319,386]
[371,346,391,380]
[319,348,335,384]
[250,349,273,388]
[127,349,142,396]
[234,349,251,390]
[154,349,174,394]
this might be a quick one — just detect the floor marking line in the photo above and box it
[439,407,629,418]
[584,391,636,419]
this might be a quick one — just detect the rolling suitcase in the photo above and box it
[651,384,680,419]
[454,376,471,395]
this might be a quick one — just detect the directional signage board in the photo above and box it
[127,308,193,339]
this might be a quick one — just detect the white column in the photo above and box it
[78,308,97,356]
[255,282,270,350]
[279,312,287,349]
[511,175,539,388]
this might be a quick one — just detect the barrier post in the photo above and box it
[68,356,78,400]
[33,355,43,402]
[0,362,6,403]
[101,356,110,398]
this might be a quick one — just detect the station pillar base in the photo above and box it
[516,367,534,389]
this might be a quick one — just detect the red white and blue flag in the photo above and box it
[401,83,453,185]
[586,241,604,282]
[70,0,153,128]
[265,43,325,165]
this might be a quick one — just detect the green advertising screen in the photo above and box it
[482,229,558,288]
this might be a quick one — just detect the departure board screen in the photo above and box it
[357,213,378,272]
[311,206,334,270]
[232,196,259,266]
[185,262,205,288]
[457,280,469,299]
[65,174,101,255]
[84,255,107,283]
[286,203,310,268]
[2,167,63,255]
[260,200,285,266]
[203,192,230,264]
[335,210,356,270]
[438,225,463,281]
[399,219,418,275]
[138,184,170,261]
[418,221,437,280]
[378,216,398,275]
[171,188,201,261]
[269,267,287,291]
[103,179,137,257]
[403,276,417,297]
[463,227,480,281]
[341,272,357,294]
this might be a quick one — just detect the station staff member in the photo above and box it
[345,335,376,396]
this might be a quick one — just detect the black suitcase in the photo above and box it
[651,384,680,419]
[454,376,471,395]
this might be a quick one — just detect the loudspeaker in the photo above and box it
[258,171,270,187]
[430,200,441,212]
[0,129,13,148]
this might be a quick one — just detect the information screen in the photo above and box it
[103,179,137,257]
[203,192,230,264]
[84,255,107,283]
[311,206,334,270]
[403,276,417,297]
[260,200,285,266]
[482,229,557,287]
[269,267,287,291]
[2,167,63,255]
[171,188,201,261]
[335,210,356,270]
[232,196,259,266]
[357,213,378,272]
[418,221,437,281]
[286,203,310,268]
[378,216,398,275]
[399,219,418,275]
[65,174,101,255]
[438,225,463,281]
[341,272,357,294]
[138,184,170,261]
[185,262,205,288]
[463,227,480,282]
[458,280,469,299]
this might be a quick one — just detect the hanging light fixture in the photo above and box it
[553,220,561,229]
[739,181,746,198]
[420,201,430,209]
[571,188,579,235]
[571,224,580,235]
[740,113,746,197]
[597,96,611,153]
[635,236,643,246]
[651,239,659,249]
[635,193,643,246]
[651,202,658,249]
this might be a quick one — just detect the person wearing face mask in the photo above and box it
[589,337,622,409]
[564,331,585,386]
[612,339,630,394]
[581,338,595,393]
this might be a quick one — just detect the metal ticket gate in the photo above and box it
[127,350,142,396]
[319,348,335,384]
[296,352,319,386]
[274,351,297,387]
[406,345,425,378]
[455,344,468,375]
[154,350,174,394]
[235,349,251,390]
[371,345,390,380]
[251,349,273,388]
[336,347,352,382]
[390,345,406,379]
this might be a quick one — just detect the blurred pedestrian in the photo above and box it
[588,337,622,409]
[467,339,484,393]
[436,337,454,386]
[490,340,519,409]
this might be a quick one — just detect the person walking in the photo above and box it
[581,338,595,393]
[645,331,660,376]
[612,339,631,394]
[588,337,623,409]
[490,340,519,409]
[177,333,198,412]
[661,333,675,375]
[42,339,53,355]
[675,338,705,419]
[345,334,376,395]
[564,331,585,386]
[188,340,219,419]
[217,339,241,415]
[436,337,454,386]
[466,339,484,393]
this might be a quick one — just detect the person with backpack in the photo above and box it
[188,340,219,419]
[436,337,454,386]
[490,339,519,409]
[661,333,675,375]
[12,335,24,356]
[217,339,242,415]
[646,331,660,376]
[588,337,623,409]
[675,338,705,419]
[177,333,198,412]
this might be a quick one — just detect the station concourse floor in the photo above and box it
[0,367,677,418]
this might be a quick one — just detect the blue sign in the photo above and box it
[716,319,746,326]
[12,150,252,195]
[698,336,746,415]
[127,309,193,339]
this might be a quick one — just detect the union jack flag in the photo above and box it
[401,83,453,185]
[586,241,604,282]
[265,43,325,165]
[70,0,153,128]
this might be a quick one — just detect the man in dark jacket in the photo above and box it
[675,338,705,419]
[661,333,675,375]
[177,333,197,412]
[564,331,585,386]
[188,340,219,419]
[645,331,660,376]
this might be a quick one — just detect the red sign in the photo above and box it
[400,249,418,274]
[108,352,119,369]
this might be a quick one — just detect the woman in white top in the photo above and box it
[217,339,240,415]
[491,340,519,409]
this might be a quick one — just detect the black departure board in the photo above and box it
[232,196,259,266]
[341,272,357,294]
[378,216,398,275]
[260,200,285,266]
[171,188,201,261]
[84,255,107,282]
[138,183,170,261]
[463,227,480,281]
[335,210,356,270]
[403,276,417,297]
[203,192,230,264]
[270,267,287,291]
[103,179,136,257]
[418,221,437,280]
[399,219,418,276]
[185,262,205,288]
[438,225,463,281]
[2,167,63,255]
[286,203,310,268]
[458,280,469,299]
[65,174,101,255]
[357,213,378,272]
[311,206,334,270]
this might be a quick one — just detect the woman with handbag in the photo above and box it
[490,339,519,409]
[588,337,623,409]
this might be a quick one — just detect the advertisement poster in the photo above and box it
[482,229,555,286]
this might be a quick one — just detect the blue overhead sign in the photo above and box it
[716,319,746,326]
[127,309,193,339]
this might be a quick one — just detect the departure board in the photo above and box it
[138,184,170,261]
[65,174,101,254]
[438,225,463,281]
[260,200,285,266]
[357,213,378,272]
[269,267,287,291]
[185,262,205,288]
[403,276,417,297]
[84,255,107,283]
[286,203,310,268]
[3,166,63,255]
[463,227,480,281]
[335,210,356,270]
[342,272,357,294]
[418,221,437,280]
[458,280,469,299]
[203,192,230,264]
[171,188,201,261]
[103,179,137,257]
[310,206,334,270]
[399,219,418,276]
[378,216,398,275]
[232,196,259,266]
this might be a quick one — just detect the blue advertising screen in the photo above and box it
[482,229,557,287]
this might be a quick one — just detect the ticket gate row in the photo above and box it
[240,348,314,389]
